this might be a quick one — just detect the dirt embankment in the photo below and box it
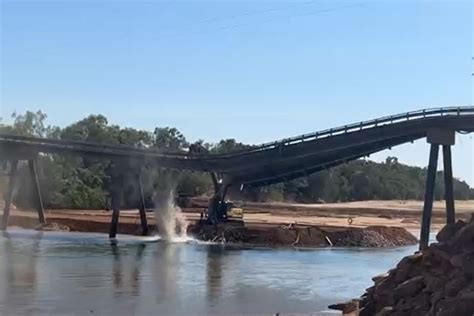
[193,223,417,248]
[4,209,417,248]
[332,215,474,315]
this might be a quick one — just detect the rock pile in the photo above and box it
[326,226,418,248]
[195,224,418,248]
[356,216,474,316]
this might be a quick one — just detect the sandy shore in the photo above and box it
[238,199,474,231]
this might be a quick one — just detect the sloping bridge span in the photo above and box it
[0,107,473,188]
[227,112,474,186]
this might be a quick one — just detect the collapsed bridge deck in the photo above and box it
[1,107,473,187]
[1,106,473,246]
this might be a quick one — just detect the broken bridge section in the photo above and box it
[0,106,473,245]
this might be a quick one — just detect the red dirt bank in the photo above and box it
[4,207,417,247]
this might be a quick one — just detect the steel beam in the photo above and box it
[2,160,19,230]
[420,144,439,250]
[137,174,149,236]
[28,159,46,225]
[443,145,455,224]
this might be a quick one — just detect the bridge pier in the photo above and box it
[137,173,149,236]
[109,175,123,239]
[2,160,19,230]
[420,144,439,250]
[109,189,121,239]
[442,145,455,224]
[29,159,46,225]
[420,129,456,250]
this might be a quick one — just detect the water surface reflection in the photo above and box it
[0,229,419,315]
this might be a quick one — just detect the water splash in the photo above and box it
[153,190,189,242]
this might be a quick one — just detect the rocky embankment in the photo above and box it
[195,224,417,248]
[342,216,474,315]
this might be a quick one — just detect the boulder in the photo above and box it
[450,222,474,246]
[424,273,445,293]
[375,306,393,316]
[449,254,464,268]
[436,220,466,243]
[358,301,376,316]
[428,245,451,262]
[372,273,389,283]
[334,219,474,315]
[444,275,467,297]
[435,292,474,316]
[461,255,474,276]
[393,276,425,300]
[428,291,444,314]
[328,299,359,314]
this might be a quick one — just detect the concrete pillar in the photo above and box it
[419,129,456,250]
[420,144,439,250]
[1,160,19,230]
[109,174,123,239]
[442,145,455,224]
[137,174,149,236]
[109,187,122,239]
[29,159,46,225]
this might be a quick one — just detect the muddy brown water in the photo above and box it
[0,229,433,315]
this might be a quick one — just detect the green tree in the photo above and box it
[210,139,252,154]
[153,127,187,150]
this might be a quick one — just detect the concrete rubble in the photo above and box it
[331,215,474,316]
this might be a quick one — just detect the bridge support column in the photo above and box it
[137,174,149,236]
[29,159,46,225]
[2,160,19,230]
[420,129,455,250]
[443,145,455,224]
[109,176,123,239]
[420,144,439,250]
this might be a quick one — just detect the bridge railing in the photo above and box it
[237,106,474,154]
[0,133,191,158]
[1,106,473,160]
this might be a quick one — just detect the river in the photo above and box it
[0,229,428,315]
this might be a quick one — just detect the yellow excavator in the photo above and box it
[176,193,244,222]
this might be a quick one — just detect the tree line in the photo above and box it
[0,110,472,210]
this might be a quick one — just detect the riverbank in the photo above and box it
[1,199,448,247]
[3,210,418,247]
[330,215,474,315]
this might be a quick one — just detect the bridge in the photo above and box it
[1,106,473,249]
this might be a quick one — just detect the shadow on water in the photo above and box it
[110,240,147,304]
[206,245,225,301]
[0,230,43,315]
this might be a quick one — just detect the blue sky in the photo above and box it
[1,0,473,184]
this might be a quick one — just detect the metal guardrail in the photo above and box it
[239,106,474,154]
[0,134,191,159]
[0,106,473,160]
